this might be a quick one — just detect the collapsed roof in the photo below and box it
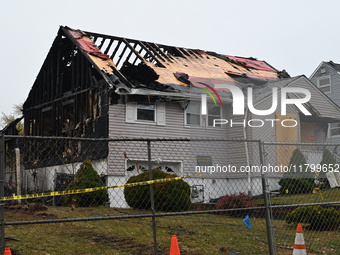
[23,25,292,114]
[62,26,289,95]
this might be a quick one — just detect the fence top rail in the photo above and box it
[4,135,340,146]
[263,141,340,146]
[2,135,261,143]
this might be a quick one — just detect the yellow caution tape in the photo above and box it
[195,171,204,180]
[0,176,187,202]
[313,188,324,201]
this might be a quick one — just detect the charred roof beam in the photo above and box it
[97,37,106,50]
[121,38,152,67]
[110,40,122,60]
[138,41,165,67]
[115,44,128,68]
[143,42,167,66]
[83,30,165,67]
[62,27,130,87]
[104,39,114,55]
[148,42,172,62]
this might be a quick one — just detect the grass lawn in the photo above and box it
[254,187,340,205]
[3,204,339,255]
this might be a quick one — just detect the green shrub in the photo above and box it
[124,169,191,212]
[318,149,336,188]
[278,178,314,195]
[286,206,340,230]
[287,148,314,178]
[320,148,337,166]
[215,193,256,217]
[279,148,314,194]
[65,160,107,207]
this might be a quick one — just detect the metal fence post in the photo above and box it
[258,140,276,255]
[0,133,5,255]
[147,140,158,255]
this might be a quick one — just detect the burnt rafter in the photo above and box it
[81,30,167,68]
[23,27,113,139]
[61,27,129,87]
[66,26,288,89]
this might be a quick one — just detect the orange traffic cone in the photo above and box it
[4,247,12,255]
[292,224,307,255]
[170,235,180,255]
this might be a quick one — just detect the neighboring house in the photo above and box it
[21,26,340,207]
[310,61,340,143]
[309,60,340,188]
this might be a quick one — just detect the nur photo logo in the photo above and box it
[199,82,312,128]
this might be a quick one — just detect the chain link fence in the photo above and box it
[262,142,340,255]
[0,135,339,254]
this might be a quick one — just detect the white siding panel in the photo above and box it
[107,102,248,176]
[292,76,340,119]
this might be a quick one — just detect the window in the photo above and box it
[207,104,221,127]
[127,164,147,172]
[329,122,340,137]
[155,165,174,173]
[317,76,331,93]
[126,160,180,177]
[62,100,75,136]
[185,101,221,127]
[42,107,53,136]
[125,102,165,125]
[137,104,155,121]
[186,101,201,126]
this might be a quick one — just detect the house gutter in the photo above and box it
[123,88,234,104]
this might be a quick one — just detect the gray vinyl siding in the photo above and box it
[109,102,231,138]
[310,63,340,106]
[106,75,340,177]
[290,76,340,119]
[310,63,340,144]
[107,101,248,177]
[326,135,340,144]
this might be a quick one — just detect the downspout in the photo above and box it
[244,107,252,196]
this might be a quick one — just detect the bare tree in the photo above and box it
[0,103,23,132]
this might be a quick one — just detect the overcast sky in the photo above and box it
[1,0,339,120]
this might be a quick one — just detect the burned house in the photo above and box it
[22,26,340,207]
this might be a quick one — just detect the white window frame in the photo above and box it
[136,103,156,122]
[184,101,222,128]
[206,103,223,128]
[317,75,331,94]
[125,102,166,126]
[328,122,340,138]
[185,101,201,126]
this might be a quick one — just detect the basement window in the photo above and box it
[126,160,180,177]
